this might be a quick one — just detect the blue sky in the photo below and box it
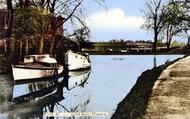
[83,0,152,42]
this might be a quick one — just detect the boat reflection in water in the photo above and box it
[0,69,91,119]
[62,69,91,117]
[66,69,91,90]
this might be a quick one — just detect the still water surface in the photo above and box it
[0,55,183,119]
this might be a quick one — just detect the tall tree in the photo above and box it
[143,0,167,53]
[48,0,83,55]
[163,2,185,49]
[73,26,90,49]
[6,0,13,37]
[164,0,190,48]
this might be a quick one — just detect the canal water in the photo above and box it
[0,55,183,119]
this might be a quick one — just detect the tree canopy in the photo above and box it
[0,0,105,57]
[143,0,190,52]
[12,6,50,38]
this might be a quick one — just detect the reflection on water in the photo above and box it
[0,69,91,119]
[0,55,183,119]
[67,70,91,90]
[153,56,157,67]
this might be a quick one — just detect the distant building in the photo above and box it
[44,15,65,44]
[50,16,65,36]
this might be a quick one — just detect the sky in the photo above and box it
[83,0,152,42]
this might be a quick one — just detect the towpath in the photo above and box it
[112,56,190,119]
[144,56,190,119]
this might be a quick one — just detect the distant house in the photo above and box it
[43,15,65,45]
[50,16,64,36]
[0,9,8,53]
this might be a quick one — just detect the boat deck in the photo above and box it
[13,63,62,70]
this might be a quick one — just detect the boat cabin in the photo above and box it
[23,54,58,67]
[24,54,51,63]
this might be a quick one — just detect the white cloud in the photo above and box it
[86,8,144,29]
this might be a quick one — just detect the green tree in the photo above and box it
[0,0,105,57]
[171,40,185,47]
[12,6,51,56]
[163,1,190,49]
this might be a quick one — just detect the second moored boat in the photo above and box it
[65,50,91,71]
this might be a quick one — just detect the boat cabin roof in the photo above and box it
[67,50,89,57]
[39,57,57,64]
[24,54,50,58]
[24,54,57,64]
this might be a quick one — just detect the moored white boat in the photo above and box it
[12,54,64,81]
[65,50,91,70]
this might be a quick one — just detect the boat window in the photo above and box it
[40,56,44,59]
[75,55,77,58]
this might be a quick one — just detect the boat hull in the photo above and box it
[12,65,63,81]
[66,51,91,70]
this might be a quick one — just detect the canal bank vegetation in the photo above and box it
[83,39,186,55]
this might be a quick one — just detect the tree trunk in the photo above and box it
[25,38,29,55]
[168,35,172,49]
[187,36,190,46]
[19,41,23,58]
[19,0,24,8]
[9,38,16,54]
[166,25,173,50]
[6,0,13,56]
[6,0,13,37]
[24,0,30,7]
[49,34,55,55]
[184,30,190,46]
[166,34,172,50]
[38,36,44,54]
[152,32,158,53]
[166,25,169,50]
